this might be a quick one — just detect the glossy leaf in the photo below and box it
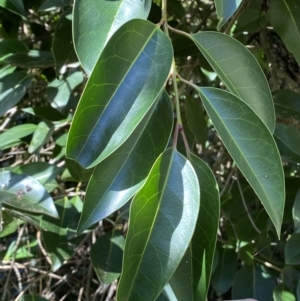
[293,189,300,233]
[91,231,125,284]
[274,89,300,120]
[73,0,150,75]
[0,0,27,18]
[169,154,219,301]
[77,92,173,233]
[270,0,300,65]
[232,265,275,301]
[285,233,300,265]
[191,32,275,132]
[211,248,237,295]
[0,72,33,117]
[0,39,28,59]
[197,87,285,237]
[0,171,58,218]
[52,8,77,74]
[67,19,173,168]
[273,285,296,301]
[0,124,37,150]
[117,148,200,301]
[215,0,242,30]
[274,123,300,162]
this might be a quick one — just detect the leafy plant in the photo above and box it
[0,0,299,300]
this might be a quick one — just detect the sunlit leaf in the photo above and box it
[73,0,150,75]
[117,148,200,301]
[191,32,275,132]
[197,87,285,237]
[77,92,173,233]
[273,284,296,301]
[67,19,173,168]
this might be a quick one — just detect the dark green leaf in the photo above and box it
[73,0,150,75]
[77,92,173,233]
[91,231,125,284]
[0,171,58,218]
[197,87,285,237]
[67,19,173,168]
[38,0,71,11]
[117,148,200,301]
[0,39,28,59]
[0,0,27,18]
[215,0,242,30]
[65,159,94,182]
[22,106,65,121]
[170,154,219,301]
[232,265,275,301]
[191,32,275,132]
[293,189,300,233]
[285,233,300,265]
[19,296,49,301]
[274,90,300,120]
[270,0,300,65]
[211,248,237,295]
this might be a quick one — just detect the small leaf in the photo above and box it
[214,0,242,30]
[169,154,220,301]
[274,89,300,120]
[0,124,37,149]
[77,92,173,233]
[197,87,285,237]
[232,265,275,301]
[73,0,150,75]
[91,231,125,284]
[191,32,275,132]
[285,233,300,265]
[270,0,300,65]
[67,19,173,168]
[293,189,300,233]
[0,171,59,218]
[117,148,200,301]
[273,285,296,301]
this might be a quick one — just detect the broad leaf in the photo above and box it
[22,106,65,121]
[232,265,276,301]
[67,19,173,168]
[293,189,300,233]
[91,231,125,284]
[77,92,173,233]
[0,39,29,59]
[0,171,58,218]
[270,0,300,65]
[197,87,285,237]
[273,285,296,301]
[191,32,275,132]
[211,248,237,295]
[215,0,242,30]
[73,0,150,75]
[0,0,27,18]
[285,233,300,265]
[274,90,300,120]
[117,148,200,301]
[169,155,219,301]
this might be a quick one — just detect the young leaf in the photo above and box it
[73,0,150,75]
[191,32,275,133]
[77,92,173,233]
[0,171,59,218]
[117,148,200,301]
[270,0,300,65]
[197,87,285,237]
[169,154,219,301]
[67,19,173,168]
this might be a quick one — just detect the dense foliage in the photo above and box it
[0,0,299,300]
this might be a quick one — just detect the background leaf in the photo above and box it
[117,149,200,301]
[292,189,300,233]
[215,0,242,30]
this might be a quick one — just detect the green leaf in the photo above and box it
[0,39,29,59]
[285,233,300,265]
[117,148,200,301]
[0,72,33,117]
[293,189,300,233]
[215,0,242,30]
[73,0,150,75]
[52,8,77,74]
[191,32,275,133]
[197,87,285,237]
[22,106,65,121]
[19,296,49,301]
[274,90,300,120]
[0,124,37,149]
[169,155,219,301]
[67,19,173,168]
[185,97,208,146]
[274,123,300,162]
[38,0,71,11]
[211,248,237,295]
[91,231,125,284]
[232,265,275,301]
[273,285,296,301]
[0,0,27,18]
[65,159,94,182]
[0,171,59,218]
[77,92,173,233]
[28,121,54,154]
[270,0,300,65]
